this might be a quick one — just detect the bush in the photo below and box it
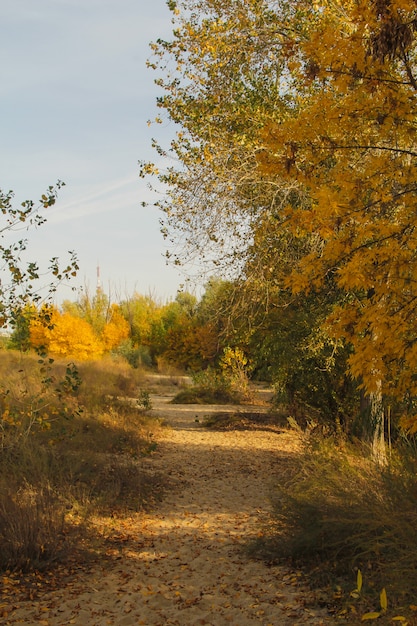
[115,340,152,369]
[0,484,65,572]
[172,367,242,404]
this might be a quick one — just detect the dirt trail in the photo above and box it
[4,390,332,626]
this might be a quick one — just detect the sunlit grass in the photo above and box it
[251,432,417,622]
[0,350,162,572]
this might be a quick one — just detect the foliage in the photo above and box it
[144,0,417,433]
[137,389,153,411]
[162,318,219,370]
[119,293,163,351]
[219,346,252,400]
[6,304,36,352]
[29,307,104,360]
[256,0,417,415]
[114,339,153,369]
[62,288,110,335]
[172,367,244,404]
[101,304,130,352]
[0,183,78,329]
[61,296,130,355]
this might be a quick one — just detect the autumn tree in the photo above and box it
[256,0,417,456]
[62,287,110,336]
[145,0,417,456]
[30,307,104,360]
[101,304,130,352]
[119,293,162,348]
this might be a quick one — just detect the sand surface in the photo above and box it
[3,389,333,625]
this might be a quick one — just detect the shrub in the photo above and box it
[115,340,152,369]
[172,367,242,404]
[0,484,65,572]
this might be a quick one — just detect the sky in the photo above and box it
[0,0,189,305]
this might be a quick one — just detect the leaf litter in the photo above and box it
[2,388,333,625]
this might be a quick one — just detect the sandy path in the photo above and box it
[4,393,332,626]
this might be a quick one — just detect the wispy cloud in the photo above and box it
[47,175,155,223]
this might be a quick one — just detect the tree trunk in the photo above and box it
[370,380,387,465]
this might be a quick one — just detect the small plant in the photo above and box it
[349,570,408,624]
[172,367,241,404]
[137,389,153,411]
[220,347,253,400]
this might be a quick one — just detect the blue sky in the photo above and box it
[0,0,188,304]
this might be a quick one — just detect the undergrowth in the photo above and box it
[251,431,417,623]
[171,367,250,405]
[0,351,161,572]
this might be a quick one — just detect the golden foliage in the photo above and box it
[145,0,417,425]
[30,309,104,360]
[102,305,130,351]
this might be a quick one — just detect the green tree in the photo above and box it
[0,183,78,330]
[62,287,110,336]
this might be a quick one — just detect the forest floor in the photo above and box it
[2,380,335,626]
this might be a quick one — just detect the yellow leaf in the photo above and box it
[380,588,387,611]
[362,612,381,621]
[357,569,363,593]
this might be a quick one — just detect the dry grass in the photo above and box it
[251,432,417,622]
[0,350,162,572]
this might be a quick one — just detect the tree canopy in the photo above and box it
[144,0,417,429]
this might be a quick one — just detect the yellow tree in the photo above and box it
[256,0,417,455]
[30,308,104,360]
[146,0,417,454]
[102,304,130,351]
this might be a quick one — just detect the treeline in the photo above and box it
[6,276,363,436]
[7,282,222,370]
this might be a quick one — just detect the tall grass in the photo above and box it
[0,351,160,572]
[261,432,417,612]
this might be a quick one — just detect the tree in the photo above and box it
[0,183,78,329]
[256,0,417,456]
[142,0,293,281]
[62,287,110,336]
[62,295,130,354]
[119,293,162,348]
[146,0,417,454]
[30,308,104,360]
[101,304,130,352]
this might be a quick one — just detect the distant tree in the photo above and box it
[30,308,103,360]
[62,287,110,336]
[7,304,36,352]
[119,293,162,348]
[102,304,130,351]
